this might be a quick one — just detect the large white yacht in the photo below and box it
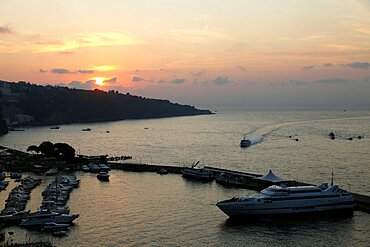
[216,183,354,217]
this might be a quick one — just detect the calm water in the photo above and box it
[1,110,370,246]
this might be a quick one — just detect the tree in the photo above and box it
[26,145,39,154]
[53,143,75,160]
[38,141,54,157]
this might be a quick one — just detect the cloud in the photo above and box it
[289,80,308,87]
[323,63,333,67]
[104,77,117,83]
[302,65,314,70]
[171,78,186,84]
[236,66,246,71]
[195,70,207,77]
[213,76,231,85]
[62,80,95,90]
[39,69,48,73]
[77,69,95,74]
[347,62,370,69]
[0,25,13,34]
[312,78,355,84]
[51,68,75,74]
[35,32,140,52]
[132,76,143,82]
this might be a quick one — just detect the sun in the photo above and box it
[93,77,106,86]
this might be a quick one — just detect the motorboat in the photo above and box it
[216,183,354,217]
[19,210,79,226]
[240,139,251,148]
[0,181,9,191]
[98,163,111,172]
[82,128,91,131]
[10,172,22,179]
[45,168,59,176]
[182,161,213,181]
[81,165,90,172]
[157,168,168,175]
[97,171,110,181]
[50,126,60,130]
[88,163,100,173]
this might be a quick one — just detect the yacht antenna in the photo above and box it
[331,171,334,186]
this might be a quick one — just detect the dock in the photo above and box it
[109,162,370,213]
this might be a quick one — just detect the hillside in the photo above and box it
[0,80,212,127]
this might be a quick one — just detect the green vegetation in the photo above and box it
[0,104,8,135]
[27,141,76,161]
[1,80,212,126]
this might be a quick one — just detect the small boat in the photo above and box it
[45,168,59,176]
[88,163,100,173]
[157,168,168,175]
[82,128,91,131]
[240,139,251,148]
[19,210,79,226]
[216,183,354,217]
[97,171,110,181]
[0,172,6,181]
[10,172,22,179]
[182,161,213,181]
[98,164,111,172]
[0,181,9,191]
[81,165,90,172]
[50,126,60,130]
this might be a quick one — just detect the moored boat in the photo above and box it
[216,183,354,217]
[45,168,59,176]
[19,210,79,226]
[182,162,213,181]
[97,171,110,181]
[240,139,251,148]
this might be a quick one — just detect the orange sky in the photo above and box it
[1,0,370,108]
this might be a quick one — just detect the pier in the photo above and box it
[1,145,370,213]
[109,162,370,213]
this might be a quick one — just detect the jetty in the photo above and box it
[1,145,370,213]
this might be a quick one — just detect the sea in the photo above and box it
[0,109,370,246]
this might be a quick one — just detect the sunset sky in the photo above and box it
[1,0,370,108]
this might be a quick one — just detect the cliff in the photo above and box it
[0,104,8,135]
[0,80,212,126]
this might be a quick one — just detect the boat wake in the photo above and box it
[242,115,370,147]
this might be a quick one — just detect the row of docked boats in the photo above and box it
[81,163,111,173]
[1,176,42,215]
[81,163,111,181]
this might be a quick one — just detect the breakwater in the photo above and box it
[109,161,370,213]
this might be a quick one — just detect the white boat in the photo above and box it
[98,163,111,171]
[182,163,213,181]
[240,138,251,148]
[216,183,354,217]
[97,171,110,181]
[19,210,79,226]
[81,165,90,172]
[88,163,100,173]
[45,168,59,176]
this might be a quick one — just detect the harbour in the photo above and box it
[1,110,370,246]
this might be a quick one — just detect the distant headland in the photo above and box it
[0,80,212,133]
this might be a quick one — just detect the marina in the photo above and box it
[0,110,370,246]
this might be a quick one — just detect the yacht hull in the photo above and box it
[217,199,354,217]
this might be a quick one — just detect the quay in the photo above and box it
[1,145,370,213]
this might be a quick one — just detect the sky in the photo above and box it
[1,0,370,109]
